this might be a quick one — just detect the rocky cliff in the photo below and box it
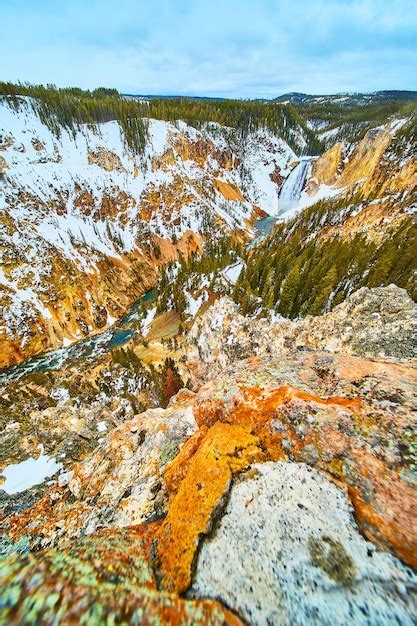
[1,87,416,624]
[306,116,416,216]
[1,285,416,625]
[0,96,296,366]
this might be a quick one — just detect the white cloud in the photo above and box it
[1,0,416,97]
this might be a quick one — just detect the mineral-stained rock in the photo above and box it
[88,146,125,172]
[3,398,198,549]
[0,525,243,626]
[306,141,346,193]
[155,422,265,593]
[4,349,417,579]
[2,298,416,622]
[191,462,417,626]
[309,123,417,199]
[191,352,417,569]
[187,286,417,381]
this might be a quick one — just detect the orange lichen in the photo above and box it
[195,384,361,430]
[164,426,208,495]
[155,422,265,593]
[348,485,417,570]
[1,525,244,626]
[187,382,416,571]
[154,383,366,592]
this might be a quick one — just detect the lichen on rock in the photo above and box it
[155,422,266,593]
[190,462,417,626]
[0,526,243,626]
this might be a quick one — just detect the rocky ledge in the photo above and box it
[186,284,417,381]
[1,285,417,625]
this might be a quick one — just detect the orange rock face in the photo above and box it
[153,383,362,592]
[2,350,416,608]
[214,179,246,201]
[155,422,265,592]
[307,141,344,193]
[150,349,416,592]
[188,353,417,569]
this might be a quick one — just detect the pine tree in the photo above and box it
[278,261,303,317]
[308,265,338,316]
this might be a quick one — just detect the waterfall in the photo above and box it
[279,158,313,213]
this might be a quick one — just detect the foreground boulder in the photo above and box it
[191,462,417,626]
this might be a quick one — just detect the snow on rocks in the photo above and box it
[238,128,297,215]
[185,292,207,318]
[221,261,243,284]
[141,307,157,336]
[0,445,63,494]
[0,96,300,364]
[4,399,198,547]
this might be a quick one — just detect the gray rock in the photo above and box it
[186,286,417,385]
[191,462,417,626]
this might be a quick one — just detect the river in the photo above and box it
[0,158,314,386]
[0,290,155,386]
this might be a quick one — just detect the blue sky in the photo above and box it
[1,0,416,97]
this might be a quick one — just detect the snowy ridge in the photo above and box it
[0,97,297,362]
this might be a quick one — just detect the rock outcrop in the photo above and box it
[191,462,417,626]
[306,141,346,193]
[1,286,416,623]
[186,285,417,381]
[88,147,125,172]
[0,155,7,175]
[2,396,198,548]
[2,344,416,622]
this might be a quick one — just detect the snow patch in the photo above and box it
[1,444,63,494]
[222,262,243,285]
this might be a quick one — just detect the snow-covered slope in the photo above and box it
[0,97,296,365]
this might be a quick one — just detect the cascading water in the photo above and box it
[278,157,313,213]
[251,157,315,245]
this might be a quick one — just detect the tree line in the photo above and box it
[232,195,416,318]
[0,81,323,155]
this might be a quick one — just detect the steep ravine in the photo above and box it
[0,96,299,366]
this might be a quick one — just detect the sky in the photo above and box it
[1,0,416,98]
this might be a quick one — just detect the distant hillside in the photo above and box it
[123,94,227,102]
[0,82,319,155]
[274,90,417,106]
